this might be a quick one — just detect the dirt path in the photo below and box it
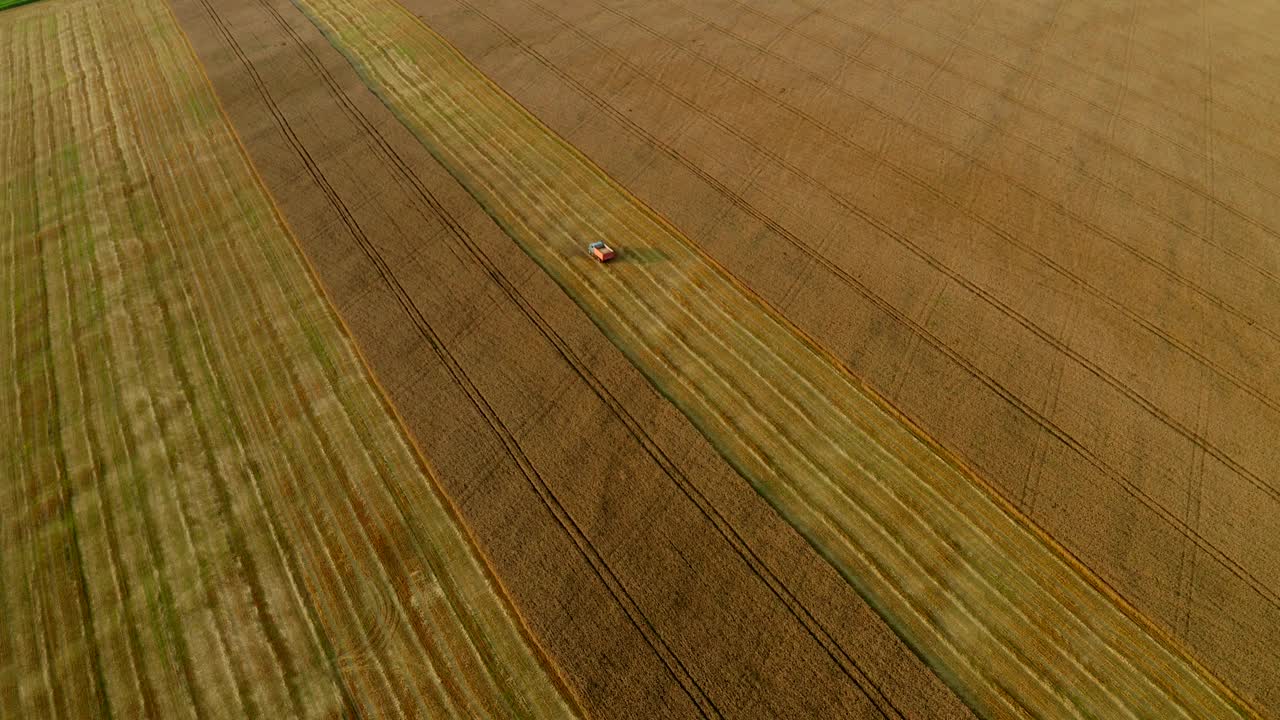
[407,0,1280,713]
[0,0,576,717]
[167,0,980,716]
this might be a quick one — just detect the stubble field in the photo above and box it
[4,0,1278,717]
[0,0,576,716]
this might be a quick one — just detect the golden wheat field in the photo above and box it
[4,0,1278,717]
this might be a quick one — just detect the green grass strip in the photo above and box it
[0,0,45,13]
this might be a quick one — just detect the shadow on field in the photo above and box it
[620,247,668,265]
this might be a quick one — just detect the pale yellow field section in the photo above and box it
[0,0,576,718]
[288,0,1263,717]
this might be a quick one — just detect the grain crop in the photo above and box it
[0,0,576,716]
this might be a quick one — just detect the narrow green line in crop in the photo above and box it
[0,0,46,13]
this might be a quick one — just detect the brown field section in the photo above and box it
[0,0,575,717]
[168,0,979,717]
[390,0,1279,713]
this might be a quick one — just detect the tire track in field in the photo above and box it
[292,0,1261,715]
[701,0,1280,290]
[418,77,1139,719]
[231,0,731,709]
[174,4,512,715]
[263,258,496,716]
[293,10,760,718]
[176,1,604,712]
[567,0,1280,426]
[445,11,1264,707]
[172,0,448,707]
[245,1,907,714]
[206,0,732,707]
[683,0,1280,297]
[401,30,1152,712]
[399,45,1161,718]
[439,0,1280,614]
[570,0,1280,363]
[878,0,1280,143]
[277,4,901,712]
[819,0,1280,207]
[165,11,434,717]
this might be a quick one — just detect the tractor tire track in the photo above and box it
[698,0,1280,289]
[470,0,1280,532]
[383,31,1189,718]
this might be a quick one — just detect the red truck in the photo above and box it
[588,241,616,262]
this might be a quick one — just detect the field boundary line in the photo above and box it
[697,0,1280,290]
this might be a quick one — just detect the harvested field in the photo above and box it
[0,0,575,717]
[6,0,1278,716]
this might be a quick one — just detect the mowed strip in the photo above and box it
[286,0,1260,717]
[0,1,576,718]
